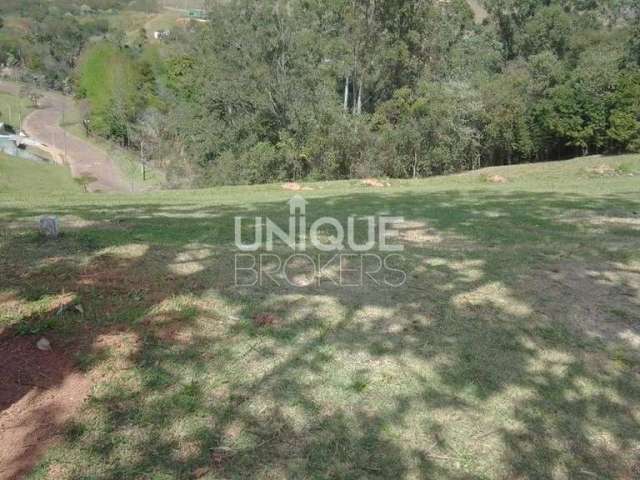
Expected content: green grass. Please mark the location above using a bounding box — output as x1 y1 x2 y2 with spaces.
1 154 639 479
0 153 81 197
0 91 31 130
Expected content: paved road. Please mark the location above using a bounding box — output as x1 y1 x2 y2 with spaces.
0 81 127 193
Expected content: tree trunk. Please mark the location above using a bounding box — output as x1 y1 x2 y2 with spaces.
412 150 418 178
343 75 350 112
352 44 358 115
356 79 362 115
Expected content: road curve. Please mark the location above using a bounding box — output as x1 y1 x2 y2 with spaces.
0 81 127 193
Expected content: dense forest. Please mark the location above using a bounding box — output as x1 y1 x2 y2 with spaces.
2 0 639 186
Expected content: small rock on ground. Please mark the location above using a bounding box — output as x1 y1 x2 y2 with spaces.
39 216 59 238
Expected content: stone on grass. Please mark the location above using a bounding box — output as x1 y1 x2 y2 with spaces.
39 216 60 238
36 337 52 351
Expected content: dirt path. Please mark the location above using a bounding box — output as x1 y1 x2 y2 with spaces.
0 81 127 193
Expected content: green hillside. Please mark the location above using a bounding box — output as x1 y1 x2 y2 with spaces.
0 153 81 197
0 92 31 129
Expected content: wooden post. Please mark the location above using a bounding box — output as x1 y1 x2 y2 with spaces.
140 141 146 182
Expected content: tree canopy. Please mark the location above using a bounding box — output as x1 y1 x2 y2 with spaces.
4 0 640 185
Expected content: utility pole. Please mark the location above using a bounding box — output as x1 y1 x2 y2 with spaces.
62 103 67 163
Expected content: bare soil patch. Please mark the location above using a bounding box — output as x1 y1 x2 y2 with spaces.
282 182 313 191
588 164 617 175
282 182 303 191
362 178 390 188
254 312 280 327
0 334 90 480
486 174 508 184
526 261 640 347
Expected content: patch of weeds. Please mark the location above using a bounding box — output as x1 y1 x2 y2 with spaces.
616 162 635 175
268 327 296 343
75 348 109 372
62 421 87 443
573 335 606 352
127 289 146 302
532 323 574 347
370 340 393 356
347 369 371 393
170 381 202 413
141 367 174 389
609 307 634 322
609 345 638 369
22 285 51 302
15 317 58 336
349 377 369 393
110 304 149 325
19 231 43 245
405 318 424 333
179 304 199 321
72 232 102 251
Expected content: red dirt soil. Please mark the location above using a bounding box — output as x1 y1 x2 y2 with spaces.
0 335 89 480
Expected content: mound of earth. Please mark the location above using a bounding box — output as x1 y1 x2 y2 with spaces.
486 174 508 184
362 178 390 187
588 164 617 175
282 182 313 191
282 182 303 191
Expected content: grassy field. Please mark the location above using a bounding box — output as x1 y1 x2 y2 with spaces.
0 153 639 479
0 92 31 130
0 154 80 196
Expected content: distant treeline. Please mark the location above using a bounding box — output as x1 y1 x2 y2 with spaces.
5 0 640 186
0 0 155 16
0 0 157 91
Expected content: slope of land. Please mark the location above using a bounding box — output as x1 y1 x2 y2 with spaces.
0 91 31 129
0 153 639 479
0 82 127 193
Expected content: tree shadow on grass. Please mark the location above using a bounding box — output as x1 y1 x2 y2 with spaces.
0 188 639 478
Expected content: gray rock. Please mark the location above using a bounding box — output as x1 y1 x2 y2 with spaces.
36 337 52 351
39 216 59 238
